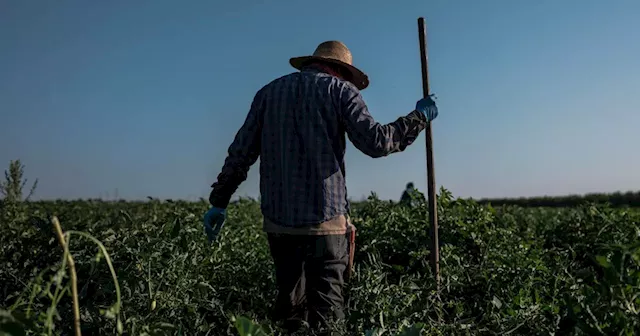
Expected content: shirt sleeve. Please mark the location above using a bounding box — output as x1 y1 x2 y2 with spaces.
209 90 263 208
339 85 428 158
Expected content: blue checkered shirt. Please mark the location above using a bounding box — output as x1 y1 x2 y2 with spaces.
209 68 428 227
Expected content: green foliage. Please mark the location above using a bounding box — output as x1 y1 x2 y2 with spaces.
479 190 640 207
0 160 38 204
232 316 268 336
1 192 639 335
0 309 28 336
0 160 39 226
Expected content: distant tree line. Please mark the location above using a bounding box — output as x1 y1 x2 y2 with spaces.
477 191 640 208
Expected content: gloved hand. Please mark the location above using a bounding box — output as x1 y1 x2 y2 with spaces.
203 207 226 243
415 95 439 122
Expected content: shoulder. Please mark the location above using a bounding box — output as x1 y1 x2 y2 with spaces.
335 78 365 109
262 72 301 90
308 71 364 106
244 73 291 108
252 72 305 101
312 71 361 94
339 80 362 100
258 71 364 105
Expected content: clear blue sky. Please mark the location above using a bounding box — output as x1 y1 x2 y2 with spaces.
1 0 639 201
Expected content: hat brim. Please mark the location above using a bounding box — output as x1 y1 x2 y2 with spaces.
290 56 369 90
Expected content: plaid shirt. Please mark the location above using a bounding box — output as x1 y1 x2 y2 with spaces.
209 67 428 228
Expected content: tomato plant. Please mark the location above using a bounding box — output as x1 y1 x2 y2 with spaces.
1 190 639 335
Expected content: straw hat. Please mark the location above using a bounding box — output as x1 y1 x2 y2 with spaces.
290 41 369 90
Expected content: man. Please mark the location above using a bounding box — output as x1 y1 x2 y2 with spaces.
400 182 425 206
204 41 438 333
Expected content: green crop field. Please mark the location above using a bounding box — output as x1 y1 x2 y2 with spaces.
1 189 639 335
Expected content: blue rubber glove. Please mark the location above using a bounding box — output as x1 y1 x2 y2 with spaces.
203 207 226 243
415 95 439 122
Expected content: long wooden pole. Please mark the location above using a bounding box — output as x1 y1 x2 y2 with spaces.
417 17 440 287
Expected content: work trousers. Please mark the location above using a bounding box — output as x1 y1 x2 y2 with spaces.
267 232 355 334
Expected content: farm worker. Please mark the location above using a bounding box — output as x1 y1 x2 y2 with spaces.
400 182 417 204
400 182 425 206
204 41 438 333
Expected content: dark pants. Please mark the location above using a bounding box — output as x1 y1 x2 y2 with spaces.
267 232 354 333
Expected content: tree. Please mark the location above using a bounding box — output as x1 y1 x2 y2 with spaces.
0 160 38 203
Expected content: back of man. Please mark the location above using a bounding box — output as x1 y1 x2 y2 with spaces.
258 69 352 229
204 41 439 334
257 67 362 333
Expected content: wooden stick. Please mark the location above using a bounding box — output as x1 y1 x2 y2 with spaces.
417 17 440 288
52 216 82 336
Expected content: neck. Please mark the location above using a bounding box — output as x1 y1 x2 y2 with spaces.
302 63 345 81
